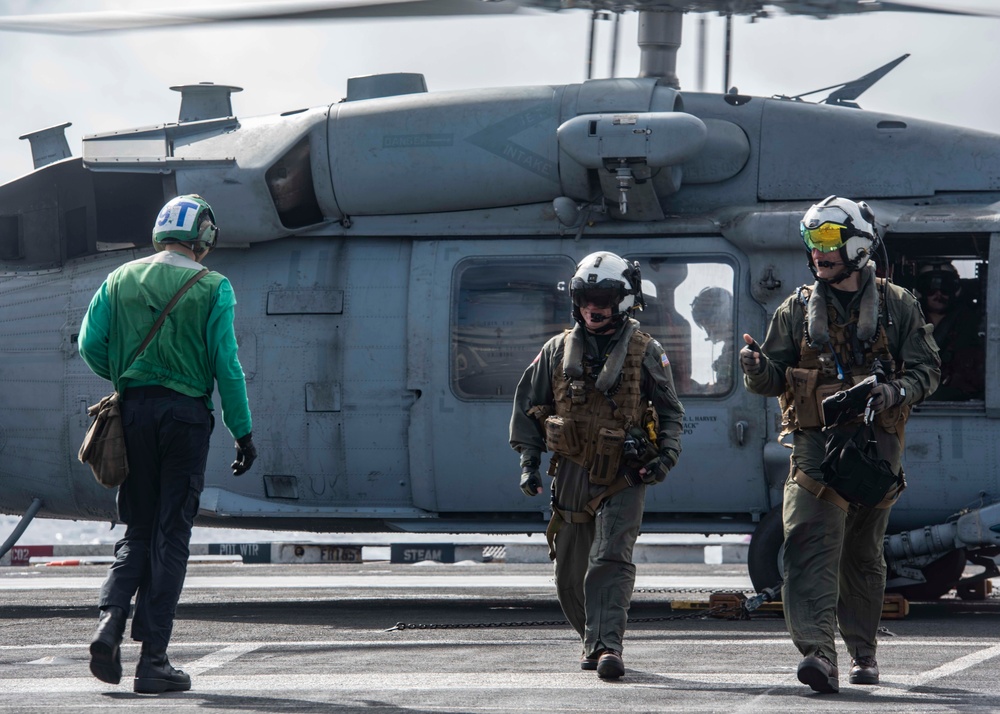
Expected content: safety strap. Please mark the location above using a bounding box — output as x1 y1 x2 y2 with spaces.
552 505 595 524
545 504 598 561
585 474 634 516
792 468 850 513
791 468 901 512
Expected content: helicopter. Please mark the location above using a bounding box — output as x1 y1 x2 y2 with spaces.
1 0 1000 602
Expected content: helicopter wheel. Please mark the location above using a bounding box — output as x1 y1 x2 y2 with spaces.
747 506 784 597
887 548 968 601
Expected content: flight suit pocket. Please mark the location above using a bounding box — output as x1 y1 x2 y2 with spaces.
589 427 625 486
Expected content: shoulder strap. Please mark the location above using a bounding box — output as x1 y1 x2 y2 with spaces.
127 268 210 370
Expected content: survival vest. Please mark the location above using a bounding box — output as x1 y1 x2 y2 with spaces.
778 279 909 437
545 329 653 485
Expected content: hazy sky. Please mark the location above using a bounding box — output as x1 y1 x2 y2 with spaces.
1 1 998 186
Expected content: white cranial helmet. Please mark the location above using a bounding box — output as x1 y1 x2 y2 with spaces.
569 251 644 326
800 195 879 279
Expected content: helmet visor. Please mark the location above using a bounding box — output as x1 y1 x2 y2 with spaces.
916 270 960 297
572 287 620 309
800 221 854 252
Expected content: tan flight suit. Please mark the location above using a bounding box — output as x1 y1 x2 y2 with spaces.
510 318 684 658
744 265 940 666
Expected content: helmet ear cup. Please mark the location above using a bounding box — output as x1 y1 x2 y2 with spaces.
197 218 218 250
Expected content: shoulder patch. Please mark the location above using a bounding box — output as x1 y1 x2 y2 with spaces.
648 339 669 367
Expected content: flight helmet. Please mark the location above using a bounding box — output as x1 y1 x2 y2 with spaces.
800 195 879 282
691 286 733 340
570 251 644 327
152 194 219 253
915 261 961 301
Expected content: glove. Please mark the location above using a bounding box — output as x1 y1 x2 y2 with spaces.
739 336 764 376
869 382 903 413
639 451 675 484
232 432 257 476
520 468 543 497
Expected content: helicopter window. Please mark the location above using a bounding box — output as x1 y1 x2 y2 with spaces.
266 138 324 229
451 256 574 400
629 257 736 398
886 233 988 403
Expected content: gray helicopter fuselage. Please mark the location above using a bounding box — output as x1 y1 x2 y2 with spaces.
0 77 997 556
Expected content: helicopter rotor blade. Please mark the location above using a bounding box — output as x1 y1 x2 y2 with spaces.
0 0 997 35
861 1 1000 18
0 0 533 35
769 1 1000 19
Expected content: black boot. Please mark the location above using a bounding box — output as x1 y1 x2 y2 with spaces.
134 642 191 693
89 606 127 684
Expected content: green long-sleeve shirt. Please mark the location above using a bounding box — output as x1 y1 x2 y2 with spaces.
79 251 252 440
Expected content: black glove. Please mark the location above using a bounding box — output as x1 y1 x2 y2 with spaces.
869 382 903 413
740 343 764 376
520 468 543 497
232 432 257 476
639 451 675 484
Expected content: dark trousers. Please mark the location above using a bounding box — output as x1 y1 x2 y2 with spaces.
98 387 213 651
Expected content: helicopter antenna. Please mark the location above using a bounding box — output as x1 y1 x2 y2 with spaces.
785 54 910 108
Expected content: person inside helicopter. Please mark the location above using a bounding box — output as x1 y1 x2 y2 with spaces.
689 286 734 394
915 260 985 401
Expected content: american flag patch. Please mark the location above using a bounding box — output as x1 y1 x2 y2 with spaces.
660 353 670 367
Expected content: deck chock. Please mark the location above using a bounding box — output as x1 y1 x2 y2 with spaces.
667 591 910 620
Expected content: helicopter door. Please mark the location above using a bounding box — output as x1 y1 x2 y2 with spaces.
407 243 575 516
626 253 769 521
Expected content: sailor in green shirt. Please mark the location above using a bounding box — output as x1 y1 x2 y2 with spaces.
80 195 256 694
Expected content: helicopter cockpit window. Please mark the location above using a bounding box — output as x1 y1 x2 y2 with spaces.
452 256 574 400
266 138 324 229
629 257 736 397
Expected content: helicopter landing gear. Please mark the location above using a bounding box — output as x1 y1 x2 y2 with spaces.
887 548 968 601
747 506 784 596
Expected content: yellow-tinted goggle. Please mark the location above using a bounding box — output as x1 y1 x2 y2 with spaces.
800 221 859 252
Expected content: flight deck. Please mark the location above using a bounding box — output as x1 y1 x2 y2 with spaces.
2 559 1000 714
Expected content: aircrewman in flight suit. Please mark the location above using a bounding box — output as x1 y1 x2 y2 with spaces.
510 251 684 679
742 196 939 693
